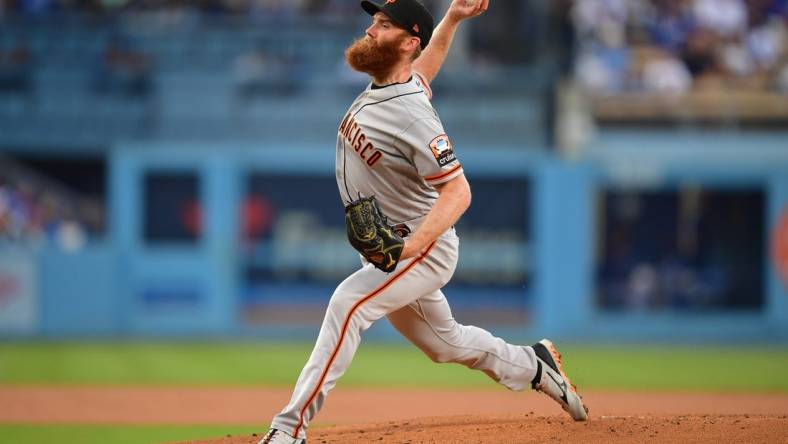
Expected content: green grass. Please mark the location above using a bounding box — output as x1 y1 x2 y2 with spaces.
0 342 314 386
1 341 787 392
0 341 786 443
0 424 262 444
566 344 788 392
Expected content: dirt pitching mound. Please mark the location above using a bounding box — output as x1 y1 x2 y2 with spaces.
184 414 788 444
3 387 787 443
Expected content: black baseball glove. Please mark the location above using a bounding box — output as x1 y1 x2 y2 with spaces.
345 196 404 273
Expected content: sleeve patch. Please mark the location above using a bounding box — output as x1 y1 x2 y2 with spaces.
429 134 457 168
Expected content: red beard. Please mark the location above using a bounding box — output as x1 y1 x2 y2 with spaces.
345 35 403 79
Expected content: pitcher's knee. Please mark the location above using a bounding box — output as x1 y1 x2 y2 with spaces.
425 347 463 364
326 292 355 318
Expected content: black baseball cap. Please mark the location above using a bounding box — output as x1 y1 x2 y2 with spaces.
361 0 434 49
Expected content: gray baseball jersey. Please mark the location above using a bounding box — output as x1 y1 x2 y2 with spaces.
267 73 539 441
335 72 462 224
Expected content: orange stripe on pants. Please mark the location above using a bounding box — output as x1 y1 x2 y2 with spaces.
292 242 437 438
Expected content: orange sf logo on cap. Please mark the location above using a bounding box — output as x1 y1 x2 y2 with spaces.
385 0 397 4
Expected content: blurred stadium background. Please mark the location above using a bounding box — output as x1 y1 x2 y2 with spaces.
0 0 787 442
1 0 787 341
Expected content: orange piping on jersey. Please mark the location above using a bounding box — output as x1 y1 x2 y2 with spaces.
425 164 462 183
292 241 438 439
414 71 432 100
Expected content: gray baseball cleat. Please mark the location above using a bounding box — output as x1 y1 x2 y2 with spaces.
530 339 589 421
259 428 306 444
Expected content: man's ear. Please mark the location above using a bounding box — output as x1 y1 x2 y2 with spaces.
400 37 421 59
402 36 421 54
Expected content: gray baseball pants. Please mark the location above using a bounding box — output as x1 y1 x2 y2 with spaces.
269 228 539 439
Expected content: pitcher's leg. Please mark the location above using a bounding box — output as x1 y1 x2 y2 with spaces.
270 243 451 439
387 290 539 391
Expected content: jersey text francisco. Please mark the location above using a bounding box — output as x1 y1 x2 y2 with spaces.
339 112 383 167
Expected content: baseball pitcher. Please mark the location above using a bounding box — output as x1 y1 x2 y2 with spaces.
261 1 588 442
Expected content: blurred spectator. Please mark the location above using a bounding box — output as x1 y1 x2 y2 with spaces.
646 0 695 52
0 179 89 251
638 46 693 94
692 0 747 37
571 0 642 93
575 45 631 93
572 0 631 47
93 35 153 97
747 16 786 70
571 0 788 94
681 29 724 87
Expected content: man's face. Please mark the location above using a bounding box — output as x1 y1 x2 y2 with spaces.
365 12 412 48
345 12 415 77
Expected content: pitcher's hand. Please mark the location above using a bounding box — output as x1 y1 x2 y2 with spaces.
447 0 489 23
